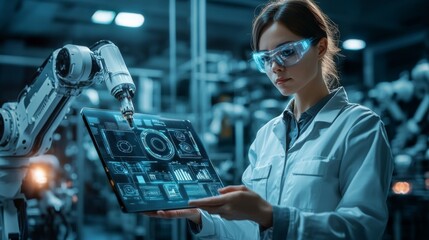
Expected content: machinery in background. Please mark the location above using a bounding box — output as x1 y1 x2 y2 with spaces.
21 154 77 240
364 58 429 239
206 102 250 183
367 58 429 191
0 40 136 240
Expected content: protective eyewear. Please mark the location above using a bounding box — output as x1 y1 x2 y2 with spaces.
252 38 313 73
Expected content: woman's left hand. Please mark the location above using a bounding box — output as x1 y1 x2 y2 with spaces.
188 185 273 228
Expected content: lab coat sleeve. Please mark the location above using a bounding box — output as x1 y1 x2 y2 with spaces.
192 210 260 239
273 113 393 239
191 139 261 239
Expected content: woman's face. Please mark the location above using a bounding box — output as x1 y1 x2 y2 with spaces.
258 22 322 96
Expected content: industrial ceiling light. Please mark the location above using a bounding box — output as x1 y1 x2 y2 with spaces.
115 12 145 28
342 39 366 50
91 10 116 24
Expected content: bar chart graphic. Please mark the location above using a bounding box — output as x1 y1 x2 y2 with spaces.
173 167 193 182
195 168 211 180
191 165 214 181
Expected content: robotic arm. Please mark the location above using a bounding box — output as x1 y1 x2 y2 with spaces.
0 40 135 158
0 40 136 240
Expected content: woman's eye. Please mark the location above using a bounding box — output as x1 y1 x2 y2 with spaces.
280 49 295 57
261 55 271 63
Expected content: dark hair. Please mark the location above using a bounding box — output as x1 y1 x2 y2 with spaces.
252 0 341 89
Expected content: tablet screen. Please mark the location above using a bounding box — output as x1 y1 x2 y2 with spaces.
81 108 223 212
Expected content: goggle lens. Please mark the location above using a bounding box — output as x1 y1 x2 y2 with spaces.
252 38 312 73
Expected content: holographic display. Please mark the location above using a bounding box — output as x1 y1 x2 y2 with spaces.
184 184 208 199
81 108 224 212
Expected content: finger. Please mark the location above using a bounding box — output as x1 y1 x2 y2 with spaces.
218 185 248 194
188 195 226 207
142 210 168 218
143 209 198 219
157 210 166 215
162 209 196 218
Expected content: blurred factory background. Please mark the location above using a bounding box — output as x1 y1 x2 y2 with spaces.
0 0 429 239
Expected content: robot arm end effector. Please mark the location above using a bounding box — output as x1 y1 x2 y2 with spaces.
115 84 135 127
91 41 136 127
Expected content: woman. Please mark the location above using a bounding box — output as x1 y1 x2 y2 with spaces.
147 0 393 239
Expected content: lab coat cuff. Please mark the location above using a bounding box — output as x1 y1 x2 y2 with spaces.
190 210 216 237
272 205 290 239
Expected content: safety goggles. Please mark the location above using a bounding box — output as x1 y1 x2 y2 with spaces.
252 38 313 73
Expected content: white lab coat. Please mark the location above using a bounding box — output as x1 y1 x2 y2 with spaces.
194 87 393 239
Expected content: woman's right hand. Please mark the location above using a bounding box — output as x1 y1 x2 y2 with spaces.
143 208 201 225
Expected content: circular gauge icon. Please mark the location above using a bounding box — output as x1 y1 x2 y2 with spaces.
174 131 186 141
116 140 133 153
150 138 167 152
122 184 138 196
179 142 194 153
141 129 175 161
111 163 127 174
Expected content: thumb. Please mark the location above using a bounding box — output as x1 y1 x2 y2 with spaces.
157 209 199 219
218 185 248 194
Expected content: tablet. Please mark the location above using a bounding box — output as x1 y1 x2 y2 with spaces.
81 107 224 212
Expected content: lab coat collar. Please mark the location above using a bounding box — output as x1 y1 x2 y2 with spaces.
314 87 349 123
273 87 348 126
272 87 349 150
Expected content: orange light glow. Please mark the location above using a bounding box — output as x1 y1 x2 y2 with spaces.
392 181 411 195
425 172 429 190
32 167 48 185
72 195 78 203
66 180 73 188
